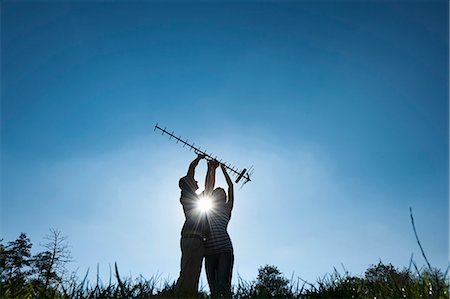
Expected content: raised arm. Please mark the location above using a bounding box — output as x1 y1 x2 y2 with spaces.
220 164 234 211
205 159 219 197
187 154 205 179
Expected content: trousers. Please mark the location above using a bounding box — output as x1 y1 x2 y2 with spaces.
174 237 205 298
205 251 234 298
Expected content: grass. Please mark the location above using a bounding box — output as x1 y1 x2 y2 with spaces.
2 254 449 298
26 260 446 298
1 208 449 298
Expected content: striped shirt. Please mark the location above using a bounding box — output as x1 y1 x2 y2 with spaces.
205 203 233 255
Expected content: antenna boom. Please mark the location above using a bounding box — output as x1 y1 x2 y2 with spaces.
154 123 252 185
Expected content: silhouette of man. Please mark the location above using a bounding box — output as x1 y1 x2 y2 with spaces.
174 154 215 298
204 163 234 298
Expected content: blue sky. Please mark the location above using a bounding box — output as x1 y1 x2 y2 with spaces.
2 0 448 288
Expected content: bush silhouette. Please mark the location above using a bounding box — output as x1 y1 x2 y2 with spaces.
255 265 292 298
1 208 449 298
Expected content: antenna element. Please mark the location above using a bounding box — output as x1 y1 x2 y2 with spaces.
154 123 252 185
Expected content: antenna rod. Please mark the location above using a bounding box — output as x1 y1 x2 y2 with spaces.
154 123 251 184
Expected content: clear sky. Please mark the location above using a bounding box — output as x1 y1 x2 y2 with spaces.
2 0 448 289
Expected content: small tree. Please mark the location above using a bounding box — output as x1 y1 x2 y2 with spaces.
32 228 72 290
0 233 33 297
255 265 292 298
1 233 32 283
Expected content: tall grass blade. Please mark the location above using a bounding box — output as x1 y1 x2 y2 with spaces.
410 207 432 271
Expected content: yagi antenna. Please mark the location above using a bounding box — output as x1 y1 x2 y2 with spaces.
154 123 252 186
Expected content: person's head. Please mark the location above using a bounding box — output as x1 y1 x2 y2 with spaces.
179 176 199 192
212 187 226 203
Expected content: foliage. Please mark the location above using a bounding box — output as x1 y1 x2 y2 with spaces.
1 208 449 298
301 262 449 299
0 230 72 298
234 265 294 299
0 233 33 298
255 265 293 298
1 236 449 299
33 229 73 289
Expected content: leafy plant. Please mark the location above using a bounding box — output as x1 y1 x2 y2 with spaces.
1 208 448 298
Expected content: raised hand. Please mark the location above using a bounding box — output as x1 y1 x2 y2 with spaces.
196 153 206 160
208 159 220 169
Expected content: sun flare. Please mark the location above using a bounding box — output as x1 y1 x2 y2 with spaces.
198 196 212 213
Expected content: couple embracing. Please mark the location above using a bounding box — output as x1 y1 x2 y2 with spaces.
175 154 235 298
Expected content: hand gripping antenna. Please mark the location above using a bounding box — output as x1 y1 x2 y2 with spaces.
154 123 252 186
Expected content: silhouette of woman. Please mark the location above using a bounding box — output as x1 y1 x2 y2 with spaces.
204 162 234 298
